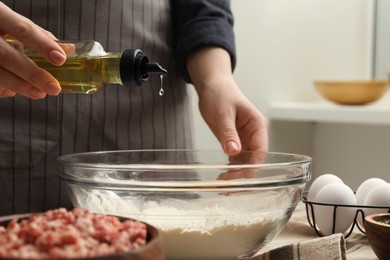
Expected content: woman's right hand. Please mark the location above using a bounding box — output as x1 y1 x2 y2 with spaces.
0 2 66 99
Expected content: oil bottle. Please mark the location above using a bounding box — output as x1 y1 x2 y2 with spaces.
7 39 167 94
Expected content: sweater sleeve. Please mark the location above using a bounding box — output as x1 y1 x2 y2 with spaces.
171 0 236 83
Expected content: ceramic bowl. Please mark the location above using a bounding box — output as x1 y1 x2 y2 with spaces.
0 212 164 260
58 150 312 260
314 80 388 105
364 213 390 260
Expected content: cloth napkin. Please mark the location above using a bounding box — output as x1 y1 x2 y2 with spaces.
252 233 346 260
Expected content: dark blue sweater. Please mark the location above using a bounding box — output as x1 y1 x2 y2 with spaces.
171 0 236 83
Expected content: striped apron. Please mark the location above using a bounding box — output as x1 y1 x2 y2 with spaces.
0 0 195 215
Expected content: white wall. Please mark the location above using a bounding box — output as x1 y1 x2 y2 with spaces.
191 0 390 190
375 0 390 78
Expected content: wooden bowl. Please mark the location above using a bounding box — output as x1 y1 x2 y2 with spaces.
314 80 388 105
0 212 164 260
364 213 390 260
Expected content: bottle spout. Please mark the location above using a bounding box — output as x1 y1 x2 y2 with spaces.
143 63 167 76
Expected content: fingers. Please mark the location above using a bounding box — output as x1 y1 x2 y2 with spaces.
212 102 269 155
241 113 269 153
0 3 64 99
0 86 16 98
215 114 242 156
0 65 47 99
41 29 58 41
0 3 66 66
0 39 61 98
213 104 269 160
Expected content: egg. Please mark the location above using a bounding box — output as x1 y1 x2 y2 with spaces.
356 178 387 204
313 182 356 236
355 178 387 229
307 173 344 201
363 182 390 218
306 174 344 222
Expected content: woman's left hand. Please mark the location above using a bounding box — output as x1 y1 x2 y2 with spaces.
187 47 269 157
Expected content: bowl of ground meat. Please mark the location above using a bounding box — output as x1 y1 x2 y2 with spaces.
0 208 164 260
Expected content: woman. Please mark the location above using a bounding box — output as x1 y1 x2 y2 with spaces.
0 0 268 215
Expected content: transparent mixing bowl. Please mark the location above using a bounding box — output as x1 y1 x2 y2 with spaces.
58 150 311 260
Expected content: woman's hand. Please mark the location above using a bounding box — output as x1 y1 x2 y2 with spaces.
187 47 269 157
0 2 66 99
197 76 269 156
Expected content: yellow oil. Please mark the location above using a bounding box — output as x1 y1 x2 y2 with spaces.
30 55 122 94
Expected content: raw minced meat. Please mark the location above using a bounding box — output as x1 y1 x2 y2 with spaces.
0 208 147 259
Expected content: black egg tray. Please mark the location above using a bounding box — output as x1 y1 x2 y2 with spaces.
302 192 390 238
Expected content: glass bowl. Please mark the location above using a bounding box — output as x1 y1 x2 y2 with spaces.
58 150 311 260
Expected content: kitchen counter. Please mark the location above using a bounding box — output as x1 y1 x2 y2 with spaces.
269 101 390 125
258 201 377 259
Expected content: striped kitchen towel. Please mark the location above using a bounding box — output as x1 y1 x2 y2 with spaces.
253 233 346 260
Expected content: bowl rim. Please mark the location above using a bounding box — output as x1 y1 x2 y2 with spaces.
58 149 312 170
365 213 390 227
57 150 312 189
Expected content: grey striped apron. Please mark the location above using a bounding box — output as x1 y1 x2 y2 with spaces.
0 0 195 215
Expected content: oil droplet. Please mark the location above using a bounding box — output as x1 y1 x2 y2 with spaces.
159 75 165 96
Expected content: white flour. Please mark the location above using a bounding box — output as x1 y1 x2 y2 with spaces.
71 188 295 259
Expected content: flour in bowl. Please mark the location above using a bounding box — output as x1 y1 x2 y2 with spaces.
70 188 298 259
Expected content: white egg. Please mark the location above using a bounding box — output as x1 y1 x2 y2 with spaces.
313 182 356 236
355 178 387 229
306 174 344 222
307 173 344 201
363 182 390 219
356 178 387 204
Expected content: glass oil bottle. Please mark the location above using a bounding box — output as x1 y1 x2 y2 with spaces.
7 39 167 94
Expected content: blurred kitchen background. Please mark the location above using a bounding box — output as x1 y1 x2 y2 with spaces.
189 0 390 190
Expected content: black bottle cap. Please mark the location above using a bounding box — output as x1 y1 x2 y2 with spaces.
120 49 147 87
120 49 167 87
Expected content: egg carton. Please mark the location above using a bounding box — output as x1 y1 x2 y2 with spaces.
302 193 390 238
